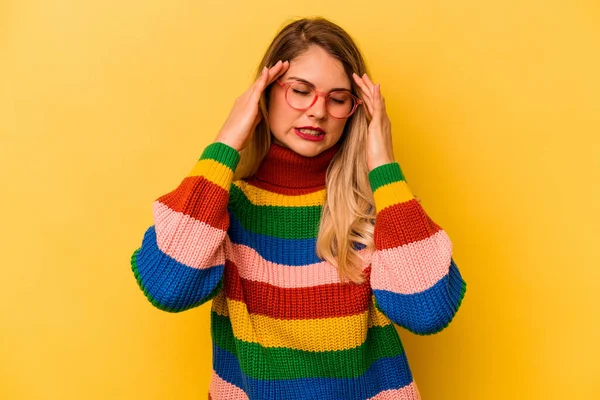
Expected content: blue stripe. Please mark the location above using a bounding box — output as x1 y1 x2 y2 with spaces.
373 258 467 335
228 210 321 265
134 225 224 312
212 342 414 399
227 210 365 266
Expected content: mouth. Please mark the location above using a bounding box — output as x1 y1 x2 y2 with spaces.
294 127 326 142
295 126 326 136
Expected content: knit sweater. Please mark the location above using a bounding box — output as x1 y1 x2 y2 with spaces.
130 140 467 400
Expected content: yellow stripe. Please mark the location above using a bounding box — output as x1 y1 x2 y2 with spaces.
211 292 392 352
373 180 414 212
186 159 233 191
233 180 326 207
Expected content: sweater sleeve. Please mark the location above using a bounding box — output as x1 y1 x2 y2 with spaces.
130 141 240 313
368 162 467 335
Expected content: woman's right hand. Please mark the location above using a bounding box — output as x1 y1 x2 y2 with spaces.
214 59 290 152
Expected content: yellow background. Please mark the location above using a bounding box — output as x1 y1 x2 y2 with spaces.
2 1 599 399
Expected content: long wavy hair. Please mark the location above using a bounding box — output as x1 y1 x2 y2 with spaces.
232 17 376 284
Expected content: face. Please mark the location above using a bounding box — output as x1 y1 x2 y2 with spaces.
267 46 352 157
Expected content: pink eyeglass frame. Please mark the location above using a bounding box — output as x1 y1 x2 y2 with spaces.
275 78 363 119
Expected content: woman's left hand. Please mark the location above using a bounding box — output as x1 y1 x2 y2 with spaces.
352 72 395 171
353 73 422 204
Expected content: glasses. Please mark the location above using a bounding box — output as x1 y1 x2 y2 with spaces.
275 79 363 119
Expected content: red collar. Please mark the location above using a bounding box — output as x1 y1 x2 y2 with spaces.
248 141 342 195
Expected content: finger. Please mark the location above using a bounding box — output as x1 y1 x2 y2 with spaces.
249 67 270 102
352 73 374 116
373 85 389 124
352 73 373 102
260 60 287 90
375 84 388 115
362 97 374 120
267 60 289 85
267 59 283 75
364 98 374 120
254 66 269 85
359 98 373 120
376 82 386 103
255 60 284 91
258 61 279 85
362 73 376 95
363 103 373 121
252 61 289 102
253 60 281 86
373 84 382 115
251 66 269 90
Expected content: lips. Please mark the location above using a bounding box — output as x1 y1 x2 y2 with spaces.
296 126 326 134
293 128 326 142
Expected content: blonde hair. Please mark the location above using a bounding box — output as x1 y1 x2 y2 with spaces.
233 17 376 284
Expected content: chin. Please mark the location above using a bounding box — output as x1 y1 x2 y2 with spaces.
289 138 330 157
272 131 336 157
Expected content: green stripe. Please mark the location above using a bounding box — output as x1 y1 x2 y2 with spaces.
368 162 405 192
210 311 404 380
199 141 240 171
229 184 323 239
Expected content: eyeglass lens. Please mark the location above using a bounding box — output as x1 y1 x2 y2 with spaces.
286 82 355 118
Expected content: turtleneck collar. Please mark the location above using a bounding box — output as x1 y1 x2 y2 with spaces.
248 140 342 195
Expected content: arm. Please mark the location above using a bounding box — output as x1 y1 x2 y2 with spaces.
130 141 240 312
368 162 467 335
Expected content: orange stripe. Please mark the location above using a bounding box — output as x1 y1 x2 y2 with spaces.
156 175 230 230
375 201 443 249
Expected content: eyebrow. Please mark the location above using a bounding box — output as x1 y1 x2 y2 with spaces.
286 76 351 92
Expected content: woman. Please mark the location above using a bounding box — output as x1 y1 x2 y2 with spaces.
131 16 467 400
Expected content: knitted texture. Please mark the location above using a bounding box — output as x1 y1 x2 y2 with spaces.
131 140 467 399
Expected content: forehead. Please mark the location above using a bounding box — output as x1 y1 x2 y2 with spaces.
282 47 350 90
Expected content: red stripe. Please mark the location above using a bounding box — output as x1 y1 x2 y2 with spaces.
375 201 443 249
157 175 230 230
224 259 373 319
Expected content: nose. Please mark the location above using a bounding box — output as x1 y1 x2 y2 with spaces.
307 94 327 119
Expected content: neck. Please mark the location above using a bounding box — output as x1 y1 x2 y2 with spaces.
249 141 342 194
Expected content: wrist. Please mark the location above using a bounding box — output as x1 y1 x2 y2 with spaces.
368 162 405 191
368 158 395 172
202 141 241 168
213 135 242 153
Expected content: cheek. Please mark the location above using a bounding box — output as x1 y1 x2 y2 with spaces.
268 94 297 131
329 120 348 138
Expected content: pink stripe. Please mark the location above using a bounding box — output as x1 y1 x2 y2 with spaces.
153 201 230 269
367 381 421 399
370 230 452 294
209 370 249 399
231 243 373 288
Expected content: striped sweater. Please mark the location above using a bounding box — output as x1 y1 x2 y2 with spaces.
131 140 467 399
